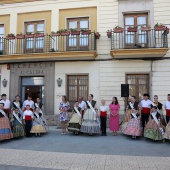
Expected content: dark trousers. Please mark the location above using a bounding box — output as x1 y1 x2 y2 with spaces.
100 116 107 134
141 113 150 130
25 120 32 137
166 116 170 124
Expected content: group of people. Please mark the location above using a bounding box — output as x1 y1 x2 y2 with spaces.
59 94 120 136
59 93 170 142
0 94 47 142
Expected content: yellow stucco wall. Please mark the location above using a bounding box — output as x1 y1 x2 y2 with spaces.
0 15 10 36
59 7 97 31
17 11 51 34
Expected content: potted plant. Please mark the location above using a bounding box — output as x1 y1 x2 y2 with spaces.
34 31 44 37
69 28 80 35
59 29 70 36
95 32 100 39
81 28 91 35
51 31 60 36
16 33 25 39
25 32 34 38
127 26 138 32
6 33 15 39
154 23 165 31
113 26 124 33
141 26 151 32
106 30 112 38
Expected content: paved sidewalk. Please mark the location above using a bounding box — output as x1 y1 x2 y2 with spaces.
0 148 170 170
0 127 170 170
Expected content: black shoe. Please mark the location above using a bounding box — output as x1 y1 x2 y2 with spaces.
101 133 103 136
104 133 107 136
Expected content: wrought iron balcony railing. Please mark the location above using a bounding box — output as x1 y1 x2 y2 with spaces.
0 32 96 55
110 28 169 50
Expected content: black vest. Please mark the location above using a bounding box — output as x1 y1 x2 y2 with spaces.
128 101 139 110
13 100 23 109
86 100 96 109
73 107 81 113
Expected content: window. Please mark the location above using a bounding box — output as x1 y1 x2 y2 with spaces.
25 21 44 53
0 24 4 52
126 74 149 102
67 75 89 108
124 13 148 48
67 17 89 50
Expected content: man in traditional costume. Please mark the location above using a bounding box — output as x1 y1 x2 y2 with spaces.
0 103 13 141
140 93 152 131
23 105 33 137
11 108 24 138
99 99 109 136
22 95 34 112
0 94 10 118
144 106 165 142
80 94 100 135
164 94 170 124
78 96 86 119
68 101 82 135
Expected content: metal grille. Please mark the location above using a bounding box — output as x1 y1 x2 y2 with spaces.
126 74 149 102
67 75 89 108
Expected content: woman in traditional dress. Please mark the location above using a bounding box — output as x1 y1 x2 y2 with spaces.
109 97 120 136
59 96 70 135
164 121 170 140
121 96 139 132
144 106 164 141
0 103 13 141
68 101 82 135
123 108 142 139
30 107 46 137
34 97 48 132
80 94 100 135
152 95 166 128
11 108 24 138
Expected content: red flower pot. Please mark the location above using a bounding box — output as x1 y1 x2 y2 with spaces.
25 34 34 38
107 31 111 38
6 36 15 40
35 33 45 37
95 32 100 39
154 26 165 31
141 27 151 31
16 35 25 39
60 31 70 36
127 27 137 32
71 31 80 35
113 28 124 33
51 33 61 36
81 30 91 35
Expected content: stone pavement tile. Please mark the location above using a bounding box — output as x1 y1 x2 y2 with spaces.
86 165 105 170
151 157 170 169
136 156 156 168
69 163 88 170
121 156 139 169
52 162 72 170
105 165 122 170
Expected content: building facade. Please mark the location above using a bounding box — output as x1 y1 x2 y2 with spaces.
0 0 170 125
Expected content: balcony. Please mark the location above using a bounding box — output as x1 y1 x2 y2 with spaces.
0 32 97 63
109 28 169 59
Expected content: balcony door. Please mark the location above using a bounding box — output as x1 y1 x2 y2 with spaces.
67 17 89 51
0 24 4 54
67 75 89 108
126 74 149 102
124 13 148 48
25 21 44 53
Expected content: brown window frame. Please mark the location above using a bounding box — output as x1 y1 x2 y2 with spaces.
124 13 148 48
67 75 89 109
24 20 45 53
126 74 150 102
67 17 89 51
